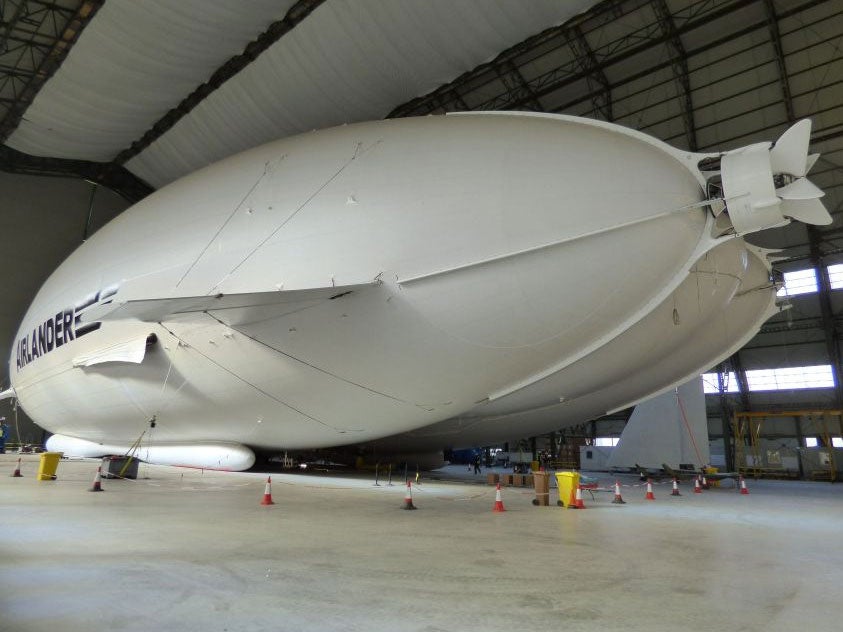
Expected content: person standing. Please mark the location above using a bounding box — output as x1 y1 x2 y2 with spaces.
473 453 482 475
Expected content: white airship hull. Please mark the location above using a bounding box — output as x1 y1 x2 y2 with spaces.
9 112 819 469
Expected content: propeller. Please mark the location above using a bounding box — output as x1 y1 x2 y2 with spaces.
776 177 824 200
771 119 830 226
719 119 831 235
770 119 812 176
779 198 830 226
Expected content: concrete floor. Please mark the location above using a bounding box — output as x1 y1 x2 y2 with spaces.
2 455 843 632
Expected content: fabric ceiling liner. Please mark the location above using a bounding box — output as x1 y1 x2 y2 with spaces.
6 0 296 162
127 0 594 188
7 0 594 189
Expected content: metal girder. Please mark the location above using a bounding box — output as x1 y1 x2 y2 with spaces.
388 0 834 139
651 0 697 151
808 226 843 411
760 317 825 335
113 0 325 166
0 0 102 143
494 59 543 111
763 0 796 123
567 25 613 121
388 0 767 120
496 0 755 115
387 0 635 118
730 352 752 412
0 144 153 202
716 363 735 471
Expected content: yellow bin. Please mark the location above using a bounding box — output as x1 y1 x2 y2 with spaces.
37 452 63 481
704 466 720 488
555 471 580 507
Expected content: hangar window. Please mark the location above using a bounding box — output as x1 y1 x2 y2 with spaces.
776 268 817 297
805 437 843 448
827 264 843 289
594 437 619 447
701 372 740 393
745 365 834 391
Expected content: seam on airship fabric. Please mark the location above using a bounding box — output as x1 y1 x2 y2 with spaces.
202 311 435 412
177 156 284 289
157 322 354 433
213 139 383 294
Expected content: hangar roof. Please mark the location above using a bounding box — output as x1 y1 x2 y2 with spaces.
2 1 839 215
2 0 593 188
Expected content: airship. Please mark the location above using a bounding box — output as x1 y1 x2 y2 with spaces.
1 112 829 470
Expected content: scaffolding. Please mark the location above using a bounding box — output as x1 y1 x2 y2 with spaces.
733 410 841 480
812 413 838 482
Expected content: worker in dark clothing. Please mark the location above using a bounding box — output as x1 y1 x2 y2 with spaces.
473 453 482 475
0 419 7 454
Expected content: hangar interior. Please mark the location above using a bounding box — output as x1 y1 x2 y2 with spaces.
4 3 843 631
2 0 843 477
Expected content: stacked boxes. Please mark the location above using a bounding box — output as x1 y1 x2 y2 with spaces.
556 443 581 469
492 473 533 487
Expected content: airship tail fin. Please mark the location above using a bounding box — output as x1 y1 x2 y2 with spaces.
717 119 830 236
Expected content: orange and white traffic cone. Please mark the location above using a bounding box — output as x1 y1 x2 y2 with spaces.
260 476 275 505
645 479 655 500
739 476 750 495
694 477 702 493
492 483 506 512
88 466 104 492
570 485 586 509
403 481 417 510
702 474 710 490
11 457 23 478
671 478 681 496
611 480 626 504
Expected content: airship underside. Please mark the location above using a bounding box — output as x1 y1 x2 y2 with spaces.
6 112 828 470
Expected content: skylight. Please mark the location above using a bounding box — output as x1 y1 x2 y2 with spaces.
827 264 843 290
776 268 817 297
744 365 834 391
595 437 619 447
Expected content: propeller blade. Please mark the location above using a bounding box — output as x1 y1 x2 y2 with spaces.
781 198 832 225
770 119 812 176
776 177 825 200
805 153 820 174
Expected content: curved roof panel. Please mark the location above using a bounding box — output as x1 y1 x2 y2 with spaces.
6 0 296 161
123 0 594 187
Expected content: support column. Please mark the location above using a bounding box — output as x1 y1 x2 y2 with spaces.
808 227 843 438
730 352 752 412
795 415 805 478
717 364 735 472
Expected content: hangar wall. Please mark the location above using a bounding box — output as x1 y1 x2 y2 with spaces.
0 172 130 444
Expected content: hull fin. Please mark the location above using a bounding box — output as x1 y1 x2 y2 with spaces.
80 283 377 324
